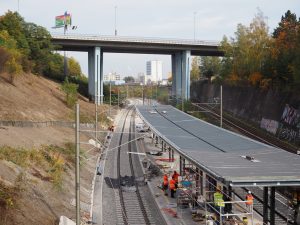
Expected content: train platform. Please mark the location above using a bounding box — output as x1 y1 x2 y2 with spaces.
135 112 272 225
138 132 266 225
136 104 300 225
136 127 202 225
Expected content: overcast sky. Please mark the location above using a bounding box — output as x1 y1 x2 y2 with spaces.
1 0 300 78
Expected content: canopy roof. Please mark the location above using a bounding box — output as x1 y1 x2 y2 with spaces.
136 105 300 187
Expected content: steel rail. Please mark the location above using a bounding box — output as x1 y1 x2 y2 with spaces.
117 106 152 225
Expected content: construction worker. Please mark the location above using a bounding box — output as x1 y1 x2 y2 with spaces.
169 178 176 198
245 191 254 211
214 188 225 214
172 171 179 188
162 174 168 196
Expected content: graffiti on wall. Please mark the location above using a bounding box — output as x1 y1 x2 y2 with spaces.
276 104 300 144
260 118 279 135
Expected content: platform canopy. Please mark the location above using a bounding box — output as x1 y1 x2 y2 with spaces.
136 105 300 187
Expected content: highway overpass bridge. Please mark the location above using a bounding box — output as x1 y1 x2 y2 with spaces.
51 34 223 103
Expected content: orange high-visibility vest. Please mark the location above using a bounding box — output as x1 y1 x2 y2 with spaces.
172 173 179 182
246 194 254 205
169 179 176 190
163 175 168 185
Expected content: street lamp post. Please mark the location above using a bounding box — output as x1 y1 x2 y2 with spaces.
109 77 112 116
114 6 117 36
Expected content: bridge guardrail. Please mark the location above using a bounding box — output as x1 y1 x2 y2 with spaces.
51 33 221 46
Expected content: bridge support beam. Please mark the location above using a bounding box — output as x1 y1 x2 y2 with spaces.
88 47 103 104
171 50 191 101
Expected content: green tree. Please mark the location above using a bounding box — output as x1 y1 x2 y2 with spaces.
124 76 135 83
190 56 200 81
61 79 78 108
0 11 30 55
45 53 64 80
200 56 221 80
23 22 53 74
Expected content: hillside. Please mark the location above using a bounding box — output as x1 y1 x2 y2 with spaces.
0 73 95 121
0 73 111 225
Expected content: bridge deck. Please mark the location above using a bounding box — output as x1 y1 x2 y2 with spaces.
51 34 223 55
136 105 300 187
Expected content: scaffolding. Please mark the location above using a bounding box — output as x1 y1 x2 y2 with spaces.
171 154 255 225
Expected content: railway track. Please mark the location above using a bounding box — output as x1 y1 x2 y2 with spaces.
115 107 156 225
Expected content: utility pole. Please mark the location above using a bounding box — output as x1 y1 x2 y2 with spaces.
75 104 80 225
117 88 120 110
142 85 144 105
95 68 98 142
114 6 117 36
63 12 68 77
220 85 223 128
109 79 112 116
193 12 197 41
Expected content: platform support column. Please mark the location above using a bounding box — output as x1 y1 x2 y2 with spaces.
203 172 207 200
270 187 275 225
196 167 200 196
179 156 182 175
263 187 269 224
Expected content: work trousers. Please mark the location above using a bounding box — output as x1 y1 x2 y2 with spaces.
170 189 176 198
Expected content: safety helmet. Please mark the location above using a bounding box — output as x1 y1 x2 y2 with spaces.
248 191 251 194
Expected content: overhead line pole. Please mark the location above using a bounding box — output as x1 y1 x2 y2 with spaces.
75 104 80 225
220 85 223 128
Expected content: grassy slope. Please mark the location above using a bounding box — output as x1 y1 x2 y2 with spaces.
0 73 108 225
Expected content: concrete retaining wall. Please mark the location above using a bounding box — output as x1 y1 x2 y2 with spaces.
190 81 300 145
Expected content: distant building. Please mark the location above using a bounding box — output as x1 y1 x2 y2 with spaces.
137 72 145 84
146 60 162 84
104 72 121 82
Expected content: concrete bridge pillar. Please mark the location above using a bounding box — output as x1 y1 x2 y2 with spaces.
171 50 191 101
88 47 103 104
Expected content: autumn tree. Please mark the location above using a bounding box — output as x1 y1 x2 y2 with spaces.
271 10 300 88
220 10 271 86
68 57 82 77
